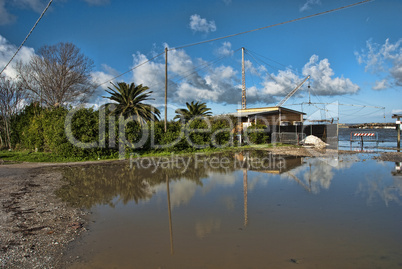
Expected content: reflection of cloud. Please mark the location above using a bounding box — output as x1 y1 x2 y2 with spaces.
357 175 402 207
220 195 236 211
150 179 198 209
195 218 221 239
170 180 198 208
281 156 359 194
248 173 268 191
202 172 237 194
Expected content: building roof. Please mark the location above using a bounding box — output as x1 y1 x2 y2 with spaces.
392 114 402 118
228 106 305 118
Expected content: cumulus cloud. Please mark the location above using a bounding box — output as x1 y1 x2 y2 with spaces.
300 0 321 12
356 38 402 90
130 46 359 107
244 54 359 103
0 0 109 25
0 0 16 25
132 46 240 105
83 0 110 6
215 42 234 57
189 14 217 33
302 54 359 95
392 109 402 114
372 79 389 91
0 35 35 78
88 64 119 105
14 0 47 13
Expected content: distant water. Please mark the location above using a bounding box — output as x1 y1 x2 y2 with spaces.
338 127 399 151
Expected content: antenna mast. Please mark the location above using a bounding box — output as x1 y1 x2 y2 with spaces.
241 47 246 109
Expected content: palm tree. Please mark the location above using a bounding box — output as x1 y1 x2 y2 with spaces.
103 82 160 123
174 101 212 123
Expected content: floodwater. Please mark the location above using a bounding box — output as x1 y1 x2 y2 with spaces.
338 127 399 151
59 151 402 269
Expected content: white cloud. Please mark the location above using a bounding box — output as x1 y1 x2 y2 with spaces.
132 51 167 104
302 54 360 95
132 46 240 105
13 0 47 13
83 0 110 6
0 0 16 25
300 0 321 12
372 79 389 91
392 109 402 115
215 42 234 57
0 35 35 78
189 14 217 33
223 0 232 5
356 38 402 89
88 64 119 105
131 47 359 107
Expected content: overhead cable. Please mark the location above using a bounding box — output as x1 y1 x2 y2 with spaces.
171 0 372 51
0 0 53 76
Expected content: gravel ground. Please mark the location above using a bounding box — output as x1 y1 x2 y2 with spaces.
375 151 402 162
0 162 89 269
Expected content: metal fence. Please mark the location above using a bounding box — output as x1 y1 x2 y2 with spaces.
272 132 306 145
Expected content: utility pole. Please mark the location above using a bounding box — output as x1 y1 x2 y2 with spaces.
165 47 168 132
241 47 246 110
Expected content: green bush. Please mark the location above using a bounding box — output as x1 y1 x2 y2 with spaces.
245 123 270 144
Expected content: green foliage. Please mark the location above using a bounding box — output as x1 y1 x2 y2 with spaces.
245 123 270 145
174 101 212 123
103 82 160 122
7 101 275 162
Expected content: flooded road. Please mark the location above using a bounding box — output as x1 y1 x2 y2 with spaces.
59 151 402 269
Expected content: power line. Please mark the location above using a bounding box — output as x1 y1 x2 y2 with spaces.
172 0 372 51
97 0 372 90
94 51 165 89
0 0 53 76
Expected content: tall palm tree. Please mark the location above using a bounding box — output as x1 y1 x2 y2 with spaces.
174 101 212 123
103 82 160 123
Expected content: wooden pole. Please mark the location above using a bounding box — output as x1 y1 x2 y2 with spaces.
397 117 400 148
164 47 168 133
241 47 246 109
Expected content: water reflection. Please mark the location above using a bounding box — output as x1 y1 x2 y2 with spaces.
392 162 402 176
62 153 402 268
58 151 299 209
357 166 402 206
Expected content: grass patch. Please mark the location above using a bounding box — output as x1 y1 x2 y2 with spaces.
0 150 104 163
0 143 298 163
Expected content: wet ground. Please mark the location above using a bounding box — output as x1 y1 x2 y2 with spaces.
59 150 402 269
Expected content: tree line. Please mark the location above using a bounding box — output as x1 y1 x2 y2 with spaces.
0 42 268 158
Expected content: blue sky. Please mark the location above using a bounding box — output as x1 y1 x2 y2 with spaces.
0 0 401 123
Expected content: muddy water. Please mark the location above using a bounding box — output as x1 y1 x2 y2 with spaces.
59 151 402 269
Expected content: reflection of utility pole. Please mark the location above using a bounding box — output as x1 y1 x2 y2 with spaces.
287 171 311 193
309 163 312 190
164 47 168 133
243 169 248 227
166 174 174 255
